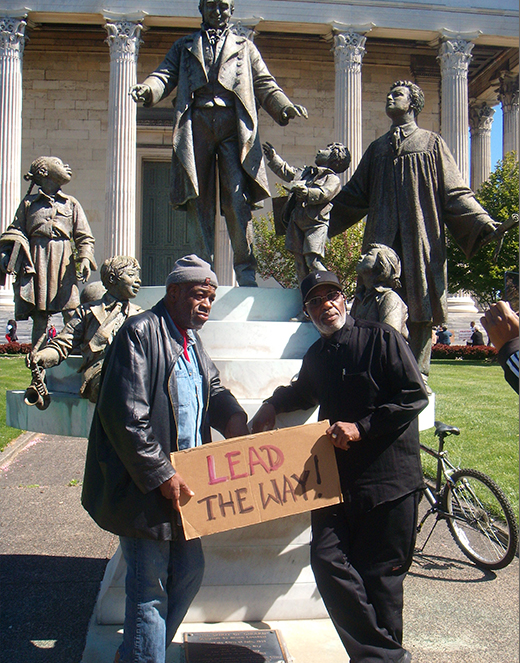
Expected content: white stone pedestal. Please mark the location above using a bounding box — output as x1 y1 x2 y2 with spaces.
5 285 435 623
95 286 329 623
91 286 434 624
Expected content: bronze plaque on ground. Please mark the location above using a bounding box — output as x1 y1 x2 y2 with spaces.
183 630 289 663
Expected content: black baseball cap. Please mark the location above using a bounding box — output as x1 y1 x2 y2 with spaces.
300 271 342 303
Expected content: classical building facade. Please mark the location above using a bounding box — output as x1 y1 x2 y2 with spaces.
0 0 518 290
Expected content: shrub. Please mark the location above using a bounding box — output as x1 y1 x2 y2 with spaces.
253 212 297 288
252 211 364 298
0 342 32 355
447 152 519 308
431 344 498 360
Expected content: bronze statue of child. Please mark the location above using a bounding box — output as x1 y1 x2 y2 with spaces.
351 243 409 338
30 256 142 403
0 156 97 345
262 142 350 283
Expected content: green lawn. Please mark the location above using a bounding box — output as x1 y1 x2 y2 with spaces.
1 355 518 517
420 359 519 518
0 355 31 451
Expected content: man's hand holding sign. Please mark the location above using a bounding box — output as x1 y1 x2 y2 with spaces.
171 420 342 540
251 402 361 451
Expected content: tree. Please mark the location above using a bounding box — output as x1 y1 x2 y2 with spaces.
252 212 364 298
447 151 519 309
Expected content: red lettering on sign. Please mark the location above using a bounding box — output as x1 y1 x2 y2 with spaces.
260 445 284 471
248 446 271 475
207 455 228 485
225 450 248 480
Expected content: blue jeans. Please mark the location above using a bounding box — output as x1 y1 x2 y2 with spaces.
117 533 205 663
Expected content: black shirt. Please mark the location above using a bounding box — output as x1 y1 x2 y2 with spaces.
267 315 429 511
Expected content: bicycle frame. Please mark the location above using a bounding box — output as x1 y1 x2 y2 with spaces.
416 435 465 549
416 423 518 569
420 436 459 493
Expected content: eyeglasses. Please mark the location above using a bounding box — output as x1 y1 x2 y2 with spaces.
304 289 343 311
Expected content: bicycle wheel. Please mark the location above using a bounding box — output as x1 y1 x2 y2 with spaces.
442 468 519 570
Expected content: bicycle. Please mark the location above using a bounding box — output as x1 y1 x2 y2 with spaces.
416 421 519 570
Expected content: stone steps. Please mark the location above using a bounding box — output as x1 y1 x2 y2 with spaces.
5 285 434 625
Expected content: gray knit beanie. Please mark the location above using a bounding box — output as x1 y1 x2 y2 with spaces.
165 254 218 289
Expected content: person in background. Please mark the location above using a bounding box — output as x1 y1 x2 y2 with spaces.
481 301 519 393
435 325 452 345
467 321 484 346
5 319 18 343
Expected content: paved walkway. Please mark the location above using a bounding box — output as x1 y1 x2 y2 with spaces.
0 305 63 345
0 432 518 663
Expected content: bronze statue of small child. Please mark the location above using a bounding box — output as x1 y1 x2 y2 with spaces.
0 156 97 345
30 256 142 403
263 142 350 283
351 243 409 337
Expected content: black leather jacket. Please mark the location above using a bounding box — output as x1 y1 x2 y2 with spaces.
81 299 245 540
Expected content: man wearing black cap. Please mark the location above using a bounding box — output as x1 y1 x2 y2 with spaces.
251 270 429 663
82 254 248 663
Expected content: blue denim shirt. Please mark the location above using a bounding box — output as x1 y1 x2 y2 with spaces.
169 319 204 450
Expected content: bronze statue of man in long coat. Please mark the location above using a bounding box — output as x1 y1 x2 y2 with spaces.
331 80 496 380
131 0 307 286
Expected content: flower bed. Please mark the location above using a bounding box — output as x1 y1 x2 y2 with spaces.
431 344 498 360
0 341 32 355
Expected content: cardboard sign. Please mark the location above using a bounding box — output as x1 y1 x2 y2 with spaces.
171 421 342 540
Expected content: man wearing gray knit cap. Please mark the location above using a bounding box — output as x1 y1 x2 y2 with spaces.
83 254 248 663
165 253 218 290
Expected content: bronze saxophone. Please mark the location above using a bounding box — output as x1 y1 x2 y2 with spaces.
24 335 51 410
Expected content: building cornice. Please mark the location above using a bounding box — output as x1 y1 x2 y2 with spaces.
3 0 515 48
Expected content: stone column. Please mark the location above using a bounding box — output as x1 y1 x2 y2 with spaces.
330 23 372 180
437 31 478 185
469 101 494 191
0 12 27 304
497 71 519 156
103 13 144 259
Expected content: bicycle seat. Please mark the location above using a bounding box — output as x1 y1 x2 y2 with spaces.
434 421 460 437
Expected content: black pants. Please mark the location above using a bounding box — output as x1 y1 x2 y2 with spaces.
310 492 419 663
